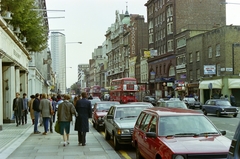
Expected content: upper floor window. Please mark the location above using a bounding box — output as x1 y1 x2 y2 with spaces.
208 47 212 58
167 22 173 35
189 70 193 80
196 51 200 61
196 69 200 80
216 44 220 56
169 66 175 77
167 40 173 52
189 53 193 63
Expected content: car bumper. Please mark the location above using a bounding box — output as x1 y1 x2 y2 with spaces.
220 112 238 115
116 134 132 144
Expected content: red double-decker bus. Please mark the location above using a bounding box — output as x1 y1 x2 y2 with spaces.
89 85 101 98
109 77 138 103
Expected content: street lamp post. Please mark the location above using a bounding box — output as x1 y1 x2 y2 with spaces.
232 43 240 75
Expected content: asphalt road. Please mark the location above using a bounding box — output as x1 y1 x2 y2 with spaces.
96 109 240 159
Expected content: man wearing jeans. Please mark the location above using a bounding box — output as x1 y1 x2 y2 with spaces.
33 93 41 134
22 93 28 124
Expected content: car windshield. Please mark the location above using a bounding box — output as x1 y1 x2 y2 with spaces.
90 99 101 105
115 106 149 119
184 98 196 101
97 103 118 111
216 100 231 106
158 115 219 136
166 102 187 109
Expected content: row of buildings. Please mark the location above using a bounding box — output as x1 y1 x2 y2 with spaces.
79 0 240 106
0 0 63 130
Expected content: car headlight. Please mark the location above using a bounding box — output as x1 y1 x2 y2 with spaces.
221 108 225 111
117 129 130 135
173 155 185 159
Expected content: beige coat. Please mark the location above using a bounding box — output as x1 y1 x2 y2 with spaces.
28 98 35 119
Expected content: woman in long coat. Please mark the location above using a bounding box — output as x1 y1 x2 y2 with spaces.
28 95 35 125
39 93 52 135
74 92 92 146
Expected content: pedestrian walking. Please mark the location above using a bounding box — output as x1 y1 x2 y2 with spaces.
33 93 41 134
28 95 35 125
22 93 28 124
230 94 236 106
47 94 53 133
57 94 77 146
12 92 24 127
39 93 52 135
75 92 92 146
51 96 57 123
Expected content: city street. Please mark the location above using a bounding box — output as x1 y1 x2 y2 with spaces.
0 109 239 159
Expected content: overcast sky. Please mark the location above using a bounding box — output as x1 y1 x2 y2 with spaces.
45 0 240 88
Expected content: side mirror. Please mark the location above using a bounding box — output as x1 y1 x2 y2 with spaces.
107 115 113 119
146 132 157 138
220 130 226 135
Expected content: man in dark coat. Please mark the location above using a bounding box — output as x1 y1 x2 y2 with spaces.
33 93 41 134
74 92 92 146
13 92 24 126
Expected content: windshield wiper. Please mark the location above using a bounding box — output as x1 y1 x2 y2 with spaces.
197 132 219 135
166 132 219 137
120 116 137 119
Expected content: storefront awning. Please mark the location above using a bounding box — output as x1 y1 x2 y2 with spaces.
199 79 222 89
228 78 240 89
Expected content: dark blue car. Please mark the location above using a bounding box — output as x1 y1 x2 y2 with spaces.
202 99 238 117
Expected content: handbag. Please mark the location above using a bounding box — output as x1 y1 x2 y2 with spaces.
55 120 60 134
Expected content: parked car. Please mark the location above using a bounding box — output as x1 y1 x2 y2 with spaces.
127 102 153 107
89 98 101 110
143 96 157 106
104 104 153 150
156 100 188 109
227 121 240 159
202 99 239 117
92 101 120 131
132 107 231 159
183 97 202 109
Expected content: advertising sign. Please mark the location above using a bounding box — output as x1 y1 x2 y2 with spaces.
204 65 216 75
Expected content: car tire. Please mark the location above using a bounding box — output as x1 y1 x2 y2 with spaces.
136 143 144 159
113 134 120 150
95 123 100 131
233 114 238 118
92 121 95 128
216 111 221 117
200 106 202 109
203 109 207 115
105 128 110 140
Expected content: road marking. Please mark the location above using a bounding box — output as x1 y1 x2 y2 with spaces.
119 150 132 159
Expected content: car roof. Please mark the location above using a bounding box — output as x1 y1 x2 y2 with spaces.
113 104 153 108
96 101 120 104
128 102 153 105
142 107 200 116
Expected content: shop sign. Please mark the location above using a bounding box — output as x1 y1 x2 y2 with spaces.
161 77 175 81
167 82 173 87
204 65 216 75
176 64 186 69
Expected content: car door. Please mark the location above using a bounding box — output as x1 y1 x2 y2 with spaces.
208 101 216 114
145 116 158 159
204 100 212 112
139 114 153 159
104 106 114 135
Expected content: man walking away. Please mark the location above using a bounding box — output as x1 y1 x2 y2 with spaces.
22 93 28 124
75 92 92 146
33 93 41 134
13 92 24 127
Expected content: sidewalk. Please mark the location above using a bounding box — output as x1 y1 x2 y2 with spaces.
0 118 121 159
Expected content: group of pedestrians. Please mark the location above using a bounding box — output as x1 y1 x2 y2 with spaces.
57 92 92 147
13 91 92 147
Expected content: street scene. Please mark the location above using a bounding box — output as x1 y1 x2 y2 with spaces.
1 0 240 159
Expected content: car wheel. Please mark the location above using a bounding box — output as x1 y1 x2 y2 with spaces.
216 111 221 117
95 123 100 131
233 114 238 118
92 121 95 128
105 128 110 140
203 109 207 115
200 106 202 109
136 143 144 159
113 134 120 150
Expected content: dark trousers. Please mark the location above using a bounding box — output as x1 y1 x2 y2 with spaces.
52 112 56 123
22 110 28 124
15 115 22 125
49 116 53 131
78 131 86 144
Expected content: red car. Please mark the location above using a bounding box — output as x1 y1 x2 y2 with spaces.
132 107 231 159
92 101 120 131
